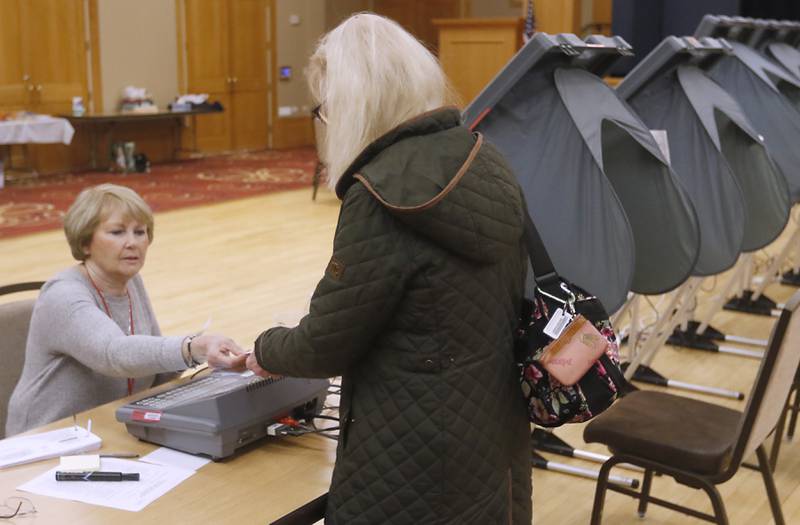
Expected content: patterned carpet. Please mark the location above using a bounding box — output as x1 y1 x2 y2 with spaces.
0 148 318 239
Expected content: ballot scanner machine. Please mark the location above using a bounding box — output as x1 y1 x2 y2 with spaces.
115 372 330 460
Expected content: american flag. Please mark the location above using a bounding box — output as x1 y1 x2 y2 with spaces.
523 0 536 43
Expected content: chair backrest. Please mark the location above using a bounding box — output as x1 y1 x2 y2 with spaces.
0 298 36 439
312 116 327 163
0 281 43 439
730 289 800 472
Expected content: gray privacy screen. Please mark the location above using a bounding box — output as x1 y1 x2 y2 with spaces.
706 42 800 203
555 68 699 294
623 63 789 270
767 42 800 79
464 34 700 311
679 67 790 252
625 66 743 275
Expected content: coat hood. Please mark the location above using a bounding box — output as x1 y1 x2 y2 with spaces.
335 108 524 265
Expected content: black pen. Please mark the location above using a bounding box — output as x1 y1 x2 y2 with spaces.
55 471 140 481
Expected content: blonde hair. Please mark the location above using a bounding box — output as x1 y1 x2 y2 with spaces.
63 184 154 261
306 12 457 189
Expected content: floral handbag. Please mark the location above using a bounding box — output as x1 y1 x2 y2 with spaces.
515 203 633 428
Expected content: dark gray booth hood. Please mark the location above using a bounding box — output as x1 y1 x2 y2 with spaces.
617 36 790 277
464 33 700 313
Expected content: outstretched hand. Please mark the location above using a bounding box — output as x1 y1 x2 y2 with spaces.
246 351 281 379
192 334 248 370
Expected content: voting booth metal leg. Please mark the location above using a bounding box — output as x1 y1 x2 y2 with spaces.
781 213 800 286
723 243 793 318
622 363 745 400
531 428 644 473
531 451 640 489
781 238 800 286
622 280 746 400
672 256 773 355
623 281 696 380
610 292 635 326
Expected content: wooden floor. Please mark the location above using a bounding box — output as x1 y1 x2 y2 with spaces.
2 186 799 524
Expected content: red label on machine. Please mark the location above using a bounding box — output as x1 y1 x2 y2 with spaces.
132 410 162 422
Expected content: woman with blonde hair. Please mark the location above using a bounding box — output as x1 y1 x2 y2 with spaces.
6 184 245 435
248 13 532 524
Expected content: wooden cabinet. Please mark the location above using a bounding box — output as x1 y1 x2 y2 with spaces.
0 0 89 172
434 18 523 105
528 0 582 35
181 0 271 153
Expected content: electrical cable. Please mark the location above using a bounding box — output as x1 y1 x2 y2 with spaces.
312 414 340 422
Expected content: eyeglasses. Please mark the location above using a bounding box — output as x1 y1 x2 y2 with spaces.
0 497 36 519
311 103 327 125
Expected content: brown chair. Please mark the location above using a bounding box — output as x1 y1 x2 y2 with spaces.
769 368 800 469
311 112 326 201
584 289 800 525
0 281 44 438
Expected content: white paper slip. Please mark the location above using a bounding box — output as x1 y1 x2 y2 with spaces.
543 308 573 339
59 454 101 472
139 447 210 471
0 427 101 469
212 369 254 378
18 458 194 512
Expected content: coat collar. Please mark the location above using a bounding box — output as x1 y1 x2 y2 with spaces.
334 106 462 199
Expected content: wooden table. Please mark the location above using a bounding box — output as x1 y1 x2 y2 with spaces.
61 108 221 170
0 378 336 524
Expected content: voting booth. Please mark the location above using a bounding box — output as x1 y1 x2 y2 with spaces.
463 33 699 314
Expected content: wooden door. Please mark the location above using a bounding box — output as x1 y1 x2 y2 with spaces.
0 0 30 112
228 0 269 150
184 0 232 152
436 19 522 105
20 0 89 172
21 0 88 114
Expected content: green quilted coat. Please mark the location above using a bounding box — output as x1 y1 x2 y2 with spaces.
255 107 532 524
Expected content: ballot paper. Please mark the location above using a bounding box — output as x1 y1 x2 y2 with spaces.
139 447 210 471
17 458 194 512
0 426 101 469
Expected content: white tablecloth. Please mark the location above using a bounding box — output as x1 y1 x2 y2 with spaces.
0 116 74 145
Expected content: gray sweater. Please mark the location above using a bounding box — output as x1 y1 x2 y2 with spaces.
6 266 187 436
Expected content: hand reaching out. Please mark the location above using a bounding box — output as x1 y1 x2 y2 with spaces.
190 334 248 370
246 350 281 379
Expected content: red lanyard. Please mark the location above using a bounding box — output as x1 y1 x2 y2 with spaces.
84 265 136 396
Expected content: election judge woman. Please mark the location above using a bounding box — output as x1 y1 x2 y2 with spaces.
247 13 532 525
6 184 246 436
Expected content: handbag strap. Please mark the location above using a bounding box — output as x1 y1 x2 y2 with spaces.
599 354 638 396
520 192 559 287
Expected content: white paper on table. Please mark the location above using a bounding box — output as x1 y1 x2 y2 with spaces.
139 447 210 471
0 427 101 469
17 458 194 512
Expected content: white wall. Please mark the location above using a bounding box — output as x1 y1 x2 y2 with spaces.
275 0 326 115
97 0 179 112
